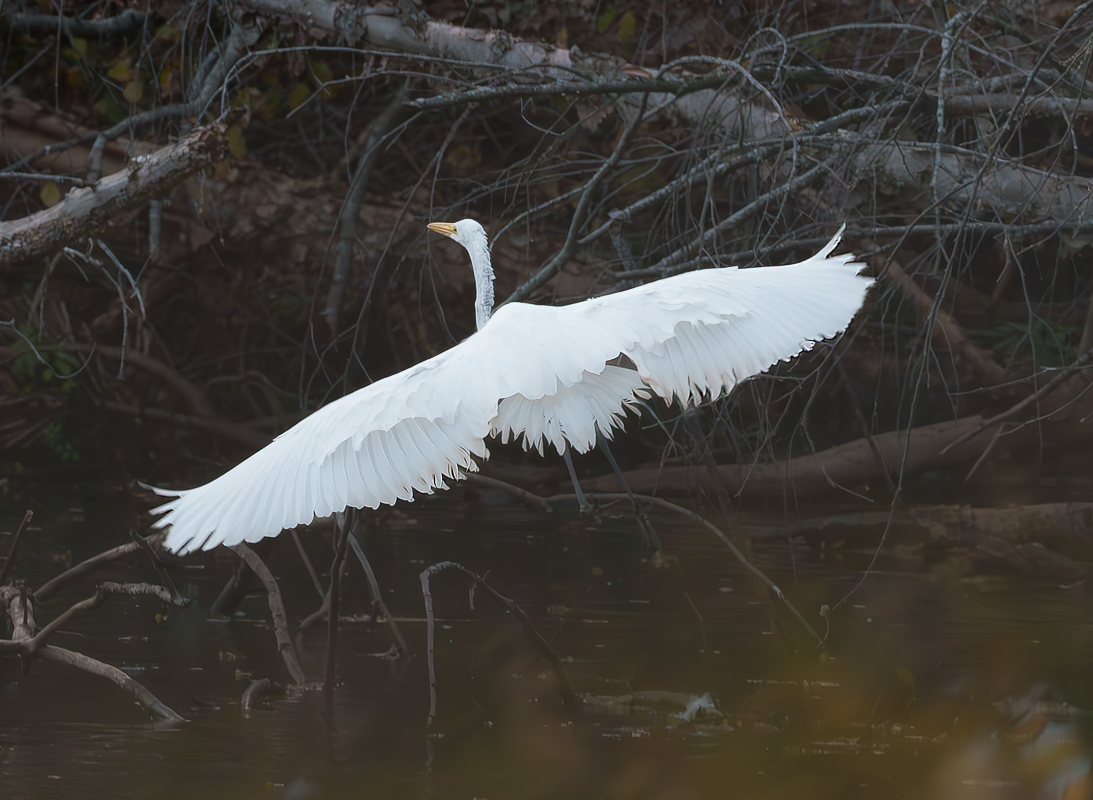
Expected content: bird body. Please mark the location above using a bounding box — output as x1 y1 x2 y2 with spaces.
152 220 872 553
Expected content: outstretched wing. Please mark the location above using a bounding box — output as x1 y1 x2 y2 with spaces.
485 226 873 453
151 346 498 554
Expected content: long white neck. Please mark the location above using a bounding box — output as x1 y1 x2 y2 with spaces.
466 233 494 331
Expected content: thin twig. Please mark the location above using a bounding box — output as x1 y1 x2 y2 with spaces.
505 91 650 304
419 560 580 727
0 510 33 586
347 527 408 656
34 539 148 600
323 509 354 712
548 492 825 650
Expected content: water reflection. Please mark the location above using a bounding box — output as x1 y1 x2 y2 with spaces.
1 482 1091 799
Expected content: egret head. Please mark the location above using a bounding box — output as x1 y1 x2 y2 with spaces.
427 219 488 249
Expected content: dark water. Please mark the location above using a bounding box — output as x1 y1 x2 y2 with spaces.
2 479 1091 799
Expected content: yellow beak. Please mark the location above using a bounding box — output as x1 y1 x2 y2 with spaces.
427 222 457 237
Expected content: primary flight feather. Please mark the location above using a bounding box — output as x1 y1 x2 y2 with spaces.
151 219 872 553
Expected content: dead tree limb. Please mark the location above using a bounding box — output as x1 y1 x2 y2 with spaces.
0 583 185 721
98 400 270 449
3 9 146 38
49 344 215 417
2 582 180 657
40 646 185 722
239 0 784 139
419 560 580 727
231 544 307 685
462 473 553 513
882 257 1007 386
0 119 230 269
588 417 999 497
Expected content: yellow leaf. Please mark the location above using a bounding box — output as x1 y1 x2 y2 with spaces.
617 12 637 42
227 124 247 159
444 144 481 177
309 60 336 99
123 78 143 103
286 82 310 111
39 181 61 207
107 60 131 82
71 37 88 59
158 65 173 98
64 68 83 92
154 23 180 42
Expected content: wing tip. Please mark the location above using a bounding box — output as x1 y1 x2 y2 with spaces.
816 222 848 260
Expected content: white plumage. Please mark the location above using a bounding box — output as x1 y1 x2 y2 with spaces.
151 219 872 553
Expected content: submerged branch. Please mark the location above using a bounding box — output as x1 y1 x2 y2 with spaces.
231 544 307 685
419 560 580 727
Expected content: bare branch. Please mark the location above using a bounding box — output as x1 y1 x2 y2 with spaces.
0 120 231 269
231 544 307 685
4 9 146 38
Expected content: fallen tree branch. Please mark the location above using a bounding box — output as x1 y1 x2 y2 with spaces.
239 0 785 140
2 582 180 657
419 560 580 727
40 645 185 722
0 119 230 269
587 417 1000 497
231 544 307 685
97 400 270 449
3 9 146 38
47 344 215 417
462 473 553 513
0 583 185 721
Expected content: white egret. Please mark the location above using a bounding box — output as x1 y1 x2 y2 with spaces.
151 220 872 554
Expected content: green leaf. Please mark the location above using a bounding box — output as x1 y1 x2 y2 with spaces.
596 6 616 33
